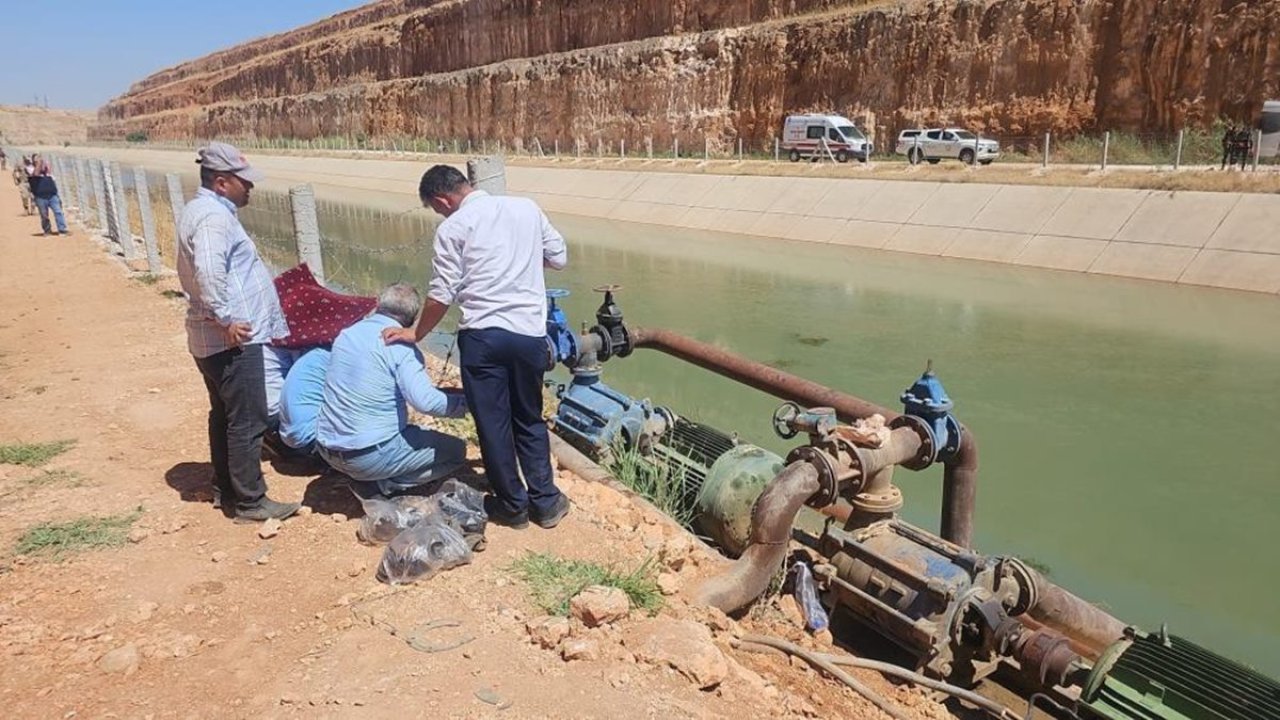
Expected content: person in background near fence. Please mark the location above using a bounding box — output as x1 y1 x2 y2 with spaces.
28 159 67 235
315 283 469 498
0 148 7 171
1221 124 1236 170
1235 126 1253 171
383 164 570 530
178 141 299 522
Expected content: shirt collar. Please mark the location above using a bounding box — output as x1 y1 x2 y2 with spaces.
367 313 400 328
459 189 488 208
196 186 238 215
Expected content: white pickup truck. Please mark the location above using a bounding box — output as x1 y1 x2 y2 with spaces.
896 128 999 165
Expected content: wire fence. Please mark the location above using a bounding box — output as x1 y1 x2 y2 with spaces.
93 125 1277 170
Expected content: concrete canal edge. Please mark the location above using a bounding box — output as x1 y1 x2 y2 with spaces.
506 166 1280 295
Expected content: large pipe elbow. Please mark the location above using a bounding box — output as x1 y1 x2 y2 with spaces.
695 461 821 613
941 426 978 548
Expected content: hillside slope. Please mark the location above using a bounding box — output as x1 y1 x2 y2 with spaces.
91 0 1280 146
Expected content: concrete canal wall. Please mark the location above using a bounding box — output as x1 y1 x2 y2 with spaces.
507 167 1280 295
64 146 1280 295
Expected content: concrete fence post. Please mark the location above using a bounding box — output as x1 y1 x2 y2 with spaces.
74 158 91 223
674 138 680 158
89 159 108 231
646 136 653 159
775 137 780 162
289 184 325 284
134 167 162 273
1043 132 1050 168
165 173 185 232
703 136 709 162
554 139 559 157
596 138 603 157
620 138 626 159
101 161 122 246
738 138 743 161
1253 129 1263 171
109 161 136 260
1174 129 1184 170
467 155 507 196
1101 131 1110 171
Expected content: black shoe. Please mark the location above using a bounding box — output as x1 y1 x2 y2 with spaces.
233 497 301 523
532 494 571 529
483 495 529 529
212 489 223 510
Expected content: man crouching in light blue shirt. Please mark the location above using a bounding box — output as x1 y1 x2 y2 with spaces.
278 346 331 454
315 283 468 497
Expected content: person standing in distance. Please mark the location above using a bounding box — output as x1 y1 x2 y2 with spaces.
178 142 298 522
383 165 570 529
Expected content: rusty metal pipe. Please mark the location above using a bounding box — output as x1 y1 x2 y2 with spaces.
628 326 977 547
695 461 821 613
629 326 896 419
941 430 978 547
1027 568 1126 656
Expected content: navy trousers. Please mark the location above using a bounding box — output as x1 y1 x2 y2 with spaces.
458 327 560 516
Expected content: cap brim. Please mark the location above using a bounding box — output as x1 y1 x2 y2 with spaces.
234 167 265 184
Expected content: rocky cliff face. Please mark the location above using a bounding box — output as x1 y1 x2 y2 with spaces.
92 0 1280 147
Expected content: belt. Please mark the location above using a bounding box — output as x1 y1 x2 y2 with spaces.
321 437 391 461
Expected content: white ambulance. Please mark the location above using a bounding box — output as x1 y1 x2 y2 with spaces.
781 114 870 163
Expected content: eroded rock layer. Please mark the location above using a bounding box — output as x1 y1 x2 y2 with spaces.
93 0 1280 146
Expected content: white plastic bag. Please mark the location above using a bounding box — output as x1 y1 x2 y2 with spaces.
376 519 473 585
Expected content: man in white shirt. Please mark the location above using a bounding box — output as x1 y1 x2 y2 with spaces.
383 165 569 529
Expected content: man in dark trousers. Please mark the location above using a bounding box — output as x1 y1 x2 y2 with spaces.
1221 124 1236 170
28 159 67 235
383 164 570 529
177 142 298 522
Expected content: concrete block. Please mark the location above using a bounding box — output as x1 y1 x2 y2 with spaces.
781 216 848 245
707 176 783 212
672 207 722 232
1038 188 1147 240
1087 242 1200 282
859 181 939 223
941 229 1032 263
1012 235 1110 272
970 185 1071 234
627 174 680 204
608 200 686 226
655 175 723 207
761 177 843 217
1204 194 1280 254
716 208 769 236
1177 249 1280 294
884 224 960 255
809 179 886 220
1115 191 1239 248
907 183 1000 227
829 220 899 249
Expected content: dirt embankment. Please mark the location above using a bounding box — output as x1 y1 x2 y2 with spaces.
0 182 958 719
0 105 93 145
91 0 1280 146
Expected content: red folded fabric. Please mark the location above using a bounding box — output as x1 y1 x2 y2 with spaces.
272 264 376 349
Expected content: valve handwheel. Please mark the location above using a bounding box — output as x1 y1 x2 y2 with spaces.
593 284 623 294
772 401 802 440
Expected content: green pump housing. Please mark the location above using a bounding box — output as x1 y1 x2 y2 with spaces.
1080 629 1280 720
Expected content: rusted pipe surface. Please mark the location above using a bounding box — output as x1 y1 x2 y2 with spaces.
695 461 820 613
1027 568 1125 656
628 325 978 548
941 428 978 548
629 327 898 422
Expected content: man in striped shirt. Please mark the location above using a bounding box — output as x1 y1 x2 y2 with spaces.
177 142 299 522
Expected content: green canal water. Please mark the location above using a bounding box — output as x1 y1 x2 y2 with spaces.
238 191 1280 676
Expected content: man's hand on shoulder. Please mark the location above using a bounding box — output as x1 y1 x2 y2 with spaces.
382 326 417 346
224 322 252 346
